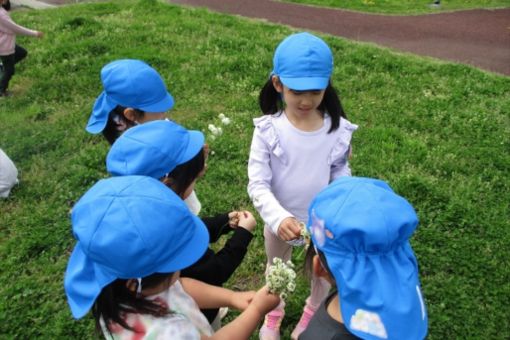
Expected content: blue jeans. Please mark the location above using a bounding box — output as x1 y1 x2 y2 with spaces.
0 44 28 93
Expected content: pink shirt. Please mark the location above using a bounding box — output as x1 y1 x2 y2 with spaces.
0 8 38 56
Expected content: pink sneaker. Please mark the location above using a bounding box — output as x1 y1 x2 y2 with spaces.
290 304 317 339
259 308 285 340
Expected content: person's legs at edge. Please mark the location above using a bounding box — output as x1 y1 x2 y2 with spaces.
259 225 292 340
0 54 14 95
0 45 28 96
291 274 331 339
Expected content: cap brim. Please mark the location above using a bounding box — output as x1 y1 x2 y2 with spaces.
138 92 175 114
179 130 205 165
86 92 117 134
329 244 428 339
64 213 209 319
157 213 209 273
279 76 329 91
64 244 117 319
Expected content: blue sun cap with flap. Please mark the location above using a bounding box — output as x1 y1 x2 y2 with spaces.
64 176 208 319
106 120 204 179
86 59 174 134
307 177 428 340
272 32 333 91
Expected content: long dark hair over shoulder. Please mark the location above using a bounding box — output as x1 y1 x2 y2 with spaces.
258 78 347 133
92 272 173 335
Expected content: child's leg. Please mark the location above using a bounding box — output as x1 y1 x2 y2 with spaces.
260 225 291 340
0 54 14 94
264 224 292 266
13 45 27 64
308 273 331 308
291 273 331 339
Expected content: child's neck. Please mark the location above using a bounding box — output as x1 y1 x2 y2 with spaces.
284 109 324 132
327 293 344 324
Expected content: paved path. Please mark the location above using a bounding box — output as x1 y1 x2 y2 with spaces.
169 0 510 76
14 0 510 76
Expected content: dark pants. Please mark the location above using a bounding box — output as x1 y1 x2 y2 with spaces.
0 44 28 93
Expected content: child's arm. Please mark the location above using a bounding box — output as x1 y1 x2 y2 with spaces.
180 277 254 311
202 286 280 340
200 213 230 243
180 222 253 286
247 123 294 235
0 11 41 37
330 119 358 181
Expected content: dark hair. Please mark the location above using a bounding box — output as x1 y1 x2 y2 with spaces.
92 272 174 335
165 147 205 197
2 0 11 11
304 240 333 280
258 78 347 133
102 106 145 145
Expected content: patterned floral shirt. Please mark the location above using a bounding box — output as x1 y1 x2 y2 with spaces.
102 280 214 339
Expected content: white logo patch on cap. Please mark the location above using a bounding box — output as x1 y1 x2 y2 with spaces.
350 309 388 339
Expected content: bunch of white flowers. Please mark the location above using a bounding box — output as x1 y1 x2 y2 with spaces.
266 257 296 299
208 113 231 141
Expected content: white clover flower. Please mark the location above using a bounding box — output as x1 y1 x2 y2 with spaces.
221 117 231 125
218 113 226 120
266 257 296 299
208 124 218 134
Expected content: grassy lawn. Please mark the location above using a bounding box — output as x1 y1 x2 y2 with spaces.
1 0 509 338
281 0 510 14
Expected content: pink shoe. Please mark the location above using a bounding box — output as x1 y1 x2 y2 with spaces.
259 308 285 340
290 304 317 339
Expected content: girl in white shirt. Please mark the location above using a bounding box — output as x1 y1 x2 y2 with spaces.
247 32 358 340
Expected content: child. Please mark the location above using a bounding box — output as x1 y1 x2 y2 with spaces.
85 58 203 214
247 32 358 339
0 0 43 97
106 120 256 327
64 175 280 339
0 147 18 198
300 176 428 339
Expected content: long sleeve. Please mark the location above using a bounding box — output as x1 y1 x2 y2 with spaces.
180 228 253 286
201 213 230 243
247 124 293 235
0 10 38 37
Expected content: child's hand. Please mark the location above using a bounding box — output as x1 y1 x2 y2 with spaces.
250 286 281 316
36 31 44 38
230 290 256 311
228 211 240 228
237 211 256 233
277 217 302 241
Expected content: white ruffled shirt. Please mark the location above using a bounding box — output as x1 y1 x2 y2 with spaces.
247 112 357 235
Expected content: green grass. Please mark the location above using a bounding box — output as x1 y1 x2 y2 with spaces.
0 0 509 338
281 0 510 14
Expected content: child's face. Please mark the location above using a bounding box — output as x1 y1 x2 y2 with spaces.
272 76 325 118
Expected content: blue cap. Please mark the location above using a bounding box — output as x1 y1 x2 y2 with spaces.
106 120 205 179
64 176 209 319
86 59 175 134
307 177 428 340
272 32 333 91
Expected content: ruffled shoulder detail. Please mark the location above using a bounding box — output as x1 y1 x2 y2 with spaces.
328 117 358 165
253 115 288 165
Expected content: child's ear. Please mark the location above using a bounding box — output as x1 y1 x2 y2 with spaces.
123 108 137 123
125 279 139 294
271 75 284 93
312 254 330 279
